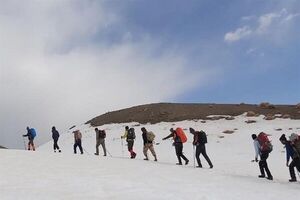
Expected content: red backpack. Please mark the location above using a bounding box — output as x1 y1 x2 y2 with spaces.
257 132 273 153
175 128 187 143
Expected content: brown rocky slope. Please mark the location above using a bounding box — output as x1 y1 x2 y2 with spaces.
86 103 300 127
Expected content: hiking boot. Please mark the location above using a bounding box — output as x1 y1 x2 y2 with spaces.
196 166 202 168
154 158 158 162
258 175 265 178
94 153 99 155
132 152 136 158
266 176 273 181
103 154 107 156
144 158 149 161
210 165 213 169
185 160 189 165
289 178 297 182
176 163 183 165
58 150 61 153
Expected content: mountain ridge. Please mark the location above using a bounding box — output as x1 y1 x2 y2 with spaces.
87 102 300 126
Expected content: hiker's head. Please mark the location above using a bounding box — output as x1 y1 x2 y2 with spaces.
279 134 287 144
251 134 257 140
189 127 195 134
169 128 174 133
141 127 147 133
26 127 30 131
52 126 56 131
125 126 129 130
95 128 98 132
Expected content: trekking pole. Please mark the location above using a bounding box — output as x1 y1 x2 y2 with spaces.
22 136 26 150
193 145 196 168
121 138 124 157
106 149 113 157
82 147 90 155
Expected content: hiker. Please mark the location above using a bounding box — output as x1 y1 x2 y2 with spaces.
252 133 273 180
73 130 83 154
141 127 157 161
189 128 213 168
279 134 300 182
162 128 189 165
94 128 107 156
121 126 136 159
52 126 61 153
22 126 36 151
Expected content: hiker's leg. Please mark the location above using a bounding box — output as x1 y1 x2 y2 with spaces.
289 160 297 180
95 141 100 155
149 144 156 157
143 144 148 158
73 142 77 154
195 145 202 167
175 144 182 164
261 152 272 177
78 140 83 154
201 145 213 167
101 140 106 156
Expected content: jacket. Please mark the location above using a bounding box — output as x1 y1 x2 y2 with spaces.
163 131 182 144
52 129 60 140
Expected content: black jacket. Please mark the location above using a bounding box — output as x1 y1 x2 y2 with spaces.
52 129 60 140
163 131 182 143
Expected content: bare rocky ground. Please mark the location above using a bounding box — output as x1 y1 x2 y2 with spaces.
87 102 300 127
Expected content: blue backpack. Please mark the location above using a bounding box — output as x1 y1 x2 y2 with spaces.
30 128 37 138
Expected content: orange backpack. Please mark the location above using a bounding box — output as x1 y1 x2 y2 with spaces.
175 127 187 143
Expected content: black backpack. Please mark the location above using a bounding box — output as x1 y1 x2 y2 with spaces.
127 128 136 140
99 130 106 139
198 131 207 144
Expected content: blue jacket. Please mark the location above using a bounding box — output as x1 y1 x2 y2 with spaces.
285 141 296 163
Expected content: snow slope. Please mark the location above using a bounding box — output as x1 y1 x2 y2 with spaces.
1 114 300 200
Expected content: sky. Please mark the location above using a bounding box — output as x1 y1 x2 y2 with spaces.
0 0 299 149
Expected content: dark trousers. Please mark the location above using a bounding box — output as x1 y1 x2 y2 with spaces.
127 140 136 157
196 145 213 167
259 151 272 177
74 139 83 154
289 157 300 179
53 139 60 150
175 143 188 164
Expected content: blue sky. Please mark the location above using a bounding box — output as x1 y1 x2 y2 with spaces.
101 0 300 104
0 0 299 148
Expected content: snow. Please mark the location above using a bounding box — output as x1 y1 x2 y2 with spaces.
1 114 300 199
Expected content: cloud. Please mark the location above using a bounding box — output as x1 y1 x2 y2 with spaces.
224 26 252 42
0 1 215 148
224 9 300 43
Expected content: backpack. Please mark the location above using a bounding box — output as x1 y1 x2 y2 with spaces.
127 128 136 140
99 130 106 139
146 131 155 142
30 128 36 139
198 131 207 144
257 132 273 153
289 133 300 155
175 127 187 143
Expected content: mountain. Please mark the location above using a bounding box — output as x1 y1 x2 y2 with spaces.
87 102 300 126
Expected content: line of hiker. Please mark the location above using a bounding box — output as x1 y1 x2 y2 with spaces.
251 132 300 182
22 126 300 182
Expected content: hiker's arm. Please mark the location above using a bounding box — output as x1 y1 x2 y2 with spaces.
162 133 173 140
121 131 127 139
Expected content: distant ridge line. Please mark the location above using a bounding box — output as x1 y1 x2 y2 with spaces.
87 103 300 127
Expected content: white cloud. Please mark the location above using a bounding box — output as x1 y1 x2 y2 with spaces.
224 26 252 42
0 1 215 148
224 8 300 43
